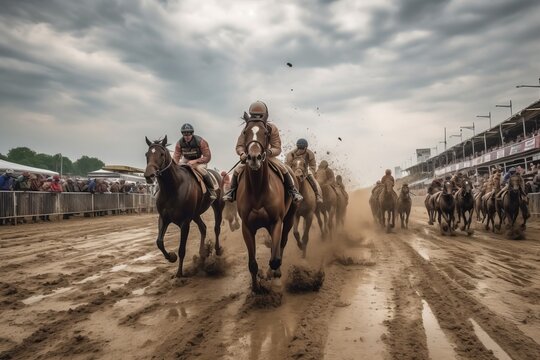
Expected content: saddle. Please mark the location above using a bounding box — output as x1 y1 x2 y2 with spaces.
181 165 218 194
237 159 286 183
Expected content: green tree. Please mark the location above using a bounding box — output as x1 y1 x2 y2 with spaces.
0 153 7 160
7 147 37 165
74 156 104 176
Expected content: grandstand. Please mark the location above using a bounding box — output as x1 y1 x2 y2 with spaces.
402 99 540 191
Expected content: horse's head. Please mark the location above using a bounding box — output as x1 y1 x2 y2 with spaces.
291 157 308 182
401 185 410 197
383 180 393 193
242 116 269 171
462 179 472 194
442 180 453 195
144 136 171 184
509 175 520 192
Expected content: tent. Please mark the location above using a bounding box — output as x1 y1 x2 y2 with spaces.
87 169 146 183
0 159 59 176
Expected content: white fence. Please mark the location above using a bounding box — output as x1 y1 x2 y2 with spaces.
0 192 155 219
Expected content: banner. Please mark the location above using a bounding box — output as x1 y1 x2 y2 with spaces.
416 148 431 163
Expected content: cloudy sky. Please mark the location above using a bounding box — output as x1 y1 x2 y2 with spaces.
1 0 539 187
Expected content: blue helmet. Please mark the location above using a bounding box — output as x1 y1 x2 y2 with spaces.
181 123 194 134
296 138 308 149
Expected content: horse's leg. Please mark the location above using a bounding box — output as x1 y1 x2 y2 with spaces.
268 219 284 279
281 205 296 258
293 214 302 250
406 209 410 229
301 213 314 259
241 223 259 292
176 222 191 278
315 209 325 238
520 202 528 229
156 216 176 263
193 216 208 261
211 201 223 255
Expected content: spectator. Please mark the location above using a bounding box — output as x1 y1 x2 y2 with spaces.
50 175 63 192
95 179 108 193
14 171 31 191
110 181 120 193
0 169 15 191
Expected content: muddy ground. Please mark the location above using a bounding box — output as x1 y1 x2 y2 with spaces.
0 191 539 360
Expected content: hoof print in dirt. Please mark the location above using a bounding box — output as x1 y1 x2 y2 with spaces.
285 265 324 293
334 254 376 267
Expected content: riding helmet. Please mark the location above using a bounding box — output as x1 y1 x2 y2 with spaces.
248 101 268 117
181 123 194 134
296 138 308 149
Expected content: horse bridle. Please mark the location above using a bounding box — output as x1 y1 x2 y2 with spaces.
244 119 270 162
148 143 173 177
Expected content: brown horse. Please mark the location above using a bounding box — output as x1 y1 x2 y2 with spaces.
144 136 224 277
498 175 529 230
334 182 348 231
425 184 441 225
315 175 337 240
369 185 382 224
397 185 412 229
291 156 317 258
454 179 474 231
223 201 240 232
474 188 485 222
434 180 455 235
236 118 297 293
378 180 397 232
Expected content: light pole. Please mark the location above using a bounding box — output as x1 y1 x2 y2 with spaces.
495 100 512 117
476 112 491 129
460 123 475 157
516 77 540 98
449 131 463 161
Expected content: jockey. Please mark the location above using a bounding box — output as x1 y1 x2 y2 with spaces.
381 169 395 186
335 174 349 202
450 171 464 189
316 160 335 187
497 167 526 200
223 101 303 203
173 123 217 200
285 138 323 203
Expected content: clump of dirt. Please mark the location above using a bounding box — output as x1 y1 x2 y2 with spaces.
0 282 31 310
506 228 525 240
285 265 325 293
333 254 376 267
201 252 228 277
48 333 102 358
244 282 283 309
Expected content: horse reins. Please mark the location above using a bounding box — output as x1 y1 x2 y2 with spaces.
149 143 173 177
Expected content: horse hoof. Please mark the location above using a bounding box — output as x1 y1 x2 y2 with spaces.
168 252 178 263
215 247 223 256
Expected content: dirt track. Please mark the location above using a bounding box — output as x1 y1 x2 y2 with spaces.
0 191 539 360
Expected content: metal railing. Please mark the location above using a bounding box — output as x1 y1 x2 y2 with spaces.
0 192 156 219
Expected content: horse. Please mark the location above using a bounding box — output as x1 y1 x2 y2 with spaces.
315 174 337 240
434 180 455 235
369 185 382 224
454 179 474 232
499 175 529 230
397 185 412 229
223 201 240 232
334 184 348 231
483 179 501 232
144 136 224 277
378 180 397 232
425 184 440 225
473 188 485 222
290 157 317 258
235 117 297 293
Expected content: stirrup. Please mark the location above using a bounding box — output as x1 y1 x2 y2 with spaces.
291 190 303 203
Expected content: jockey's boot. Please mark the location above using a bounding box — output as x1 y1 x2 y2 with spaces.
307 174 323 203
202 173 217 200
222 173 238 202
285 173 303 203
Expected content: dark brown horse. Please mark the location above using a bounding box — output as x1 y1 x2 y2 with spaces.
498 175 529 230
425 184 441 225
144 136 224 277
435 180 455 235
397 184 412 229
291 157 317 258
378 180 397 232
454 179 474 231
236 118 297 293
315 175 337 240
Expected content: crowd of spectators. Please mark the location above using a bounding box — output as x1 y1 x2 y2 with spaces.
0 169 154 225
